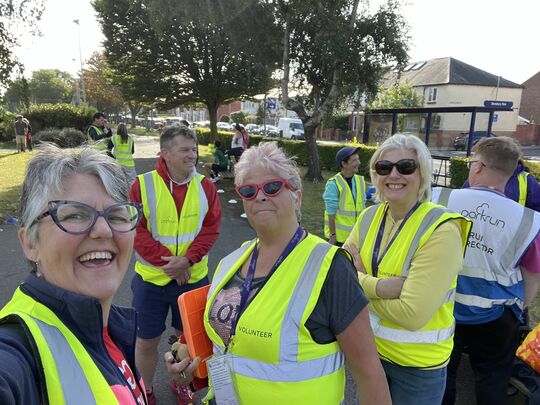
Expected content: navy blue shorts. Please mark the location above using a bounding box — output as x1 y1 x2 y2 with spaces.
131 273 209 339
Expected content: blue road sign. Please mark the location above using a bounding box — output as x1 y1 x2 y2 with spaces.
266 98 277 110
484 100 513 109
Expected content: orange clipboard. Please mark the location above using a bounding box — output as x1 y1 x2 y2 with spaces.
177 284 212 378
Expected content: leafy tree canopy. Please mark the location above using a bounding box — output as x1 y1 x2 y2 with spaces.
370 81 424 109
4 69 73 108
0 0 45 86
277 0 410 180
83 52 125 113
28 69 74 104
93 0 282 134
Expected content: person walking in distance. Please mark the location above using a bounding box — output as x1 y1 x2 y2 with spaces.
111 123 137 184
130 125 221 405
14 115 28 153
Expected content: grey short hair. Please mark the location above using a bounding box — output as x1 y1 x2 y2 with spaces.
369 133 432 203
19 143 130 246
234 142 302 220
160 125 198 150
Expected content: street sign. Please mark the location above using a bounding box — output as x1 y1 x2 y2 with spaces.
484 100 513 109
492 113 498 123
266 98 277 110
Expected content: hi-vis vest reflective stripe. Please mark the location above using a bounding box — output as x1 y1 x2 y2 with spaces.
87 125 108 151
324 173 366 243
518 171 530 206
354 202 471 368
135 171 209 286
0 288 118 405
433 187 540 320
204 235 345 404
111 135 135 167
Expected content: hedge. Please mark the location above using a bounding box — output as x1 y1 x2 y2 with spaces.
0 107 16 141
34 127 87 148
195 127 377 178
24 103 96 134
196 128 540 186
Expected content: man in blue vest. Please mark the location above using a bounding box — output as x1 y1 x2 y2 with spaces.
432 137 540 405
129 125 222 404
323 146 366 246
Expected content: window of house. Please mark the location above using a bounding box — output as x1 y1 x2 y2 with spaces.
427 87 438 103
404 117 419 130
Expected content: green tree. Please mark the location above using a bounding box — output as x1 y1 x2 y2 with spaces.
230 111 247 125
370 81 424 109
83 52 125 113
3 76 30 111
277 0 409 181
0 0 45 86
370 81 424 132
28 69 74 104
93 0 282 136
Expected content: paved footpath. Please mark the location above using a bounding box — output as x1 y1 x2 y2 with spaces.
0 140 527 404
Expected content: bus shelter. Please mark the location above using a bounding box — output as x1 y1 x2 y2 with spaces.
363 105 514 156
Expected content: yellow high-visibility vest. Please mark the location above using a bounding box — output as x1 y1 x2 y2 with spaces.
111 134 135 167
353 202 471 367
0 288 119 404
87 125 109 152
204 234 345 404
135 171 208 286
324 173 366 243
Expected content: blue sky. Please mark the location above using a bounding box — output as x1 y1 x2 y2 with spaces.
14 0 540 84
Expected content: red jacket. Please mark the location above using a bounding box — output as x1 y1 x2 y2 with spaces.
129 157 221 267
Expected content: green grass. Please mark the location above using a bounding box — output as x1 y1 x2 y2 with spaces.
0 152 33 223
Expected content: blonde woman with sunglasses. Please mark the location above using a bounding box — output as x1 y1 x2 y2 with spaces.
343 133 472 405
168 142 391 404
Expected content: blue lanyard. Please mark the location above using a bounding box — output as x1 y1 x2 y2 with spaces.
227 226 304 350
371 202 420 277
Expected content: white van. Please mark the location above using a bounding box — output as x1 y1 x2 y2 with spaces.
277 118 304 140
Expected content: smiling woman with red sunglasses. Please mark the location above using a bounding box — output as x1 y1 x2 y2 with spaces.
343 134 472 405
180 142 390 404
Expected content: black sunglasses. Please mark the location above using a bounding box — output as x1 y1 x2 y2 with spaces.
235 178 296 200
374 159 417 176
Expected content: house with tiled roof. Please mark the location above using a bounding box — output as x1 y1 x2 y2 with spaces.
380 57 523 147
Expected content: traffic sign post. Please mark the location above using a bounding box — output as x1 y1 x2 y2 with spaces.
266 98 277 110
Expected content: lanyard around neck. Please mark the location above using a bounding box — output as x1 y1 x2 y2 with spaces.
226 226 304 351
371 202 420 277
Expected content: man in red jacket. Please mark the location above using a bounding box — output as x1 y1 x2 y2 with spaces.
129 125 221 404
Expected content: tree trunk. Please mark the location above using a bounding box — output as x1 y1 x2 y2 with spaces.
207 103 218 138
303 124 323 182
128 102 141 129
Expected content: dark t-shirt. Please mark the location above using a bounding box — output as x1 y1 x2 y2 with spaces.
208 248 368 345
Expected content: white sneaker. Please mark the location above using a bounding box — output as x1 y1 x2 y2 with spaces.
211 177 220 183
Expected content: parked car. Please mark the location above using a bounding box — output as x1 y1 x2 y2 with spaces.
453 131 493 151
262 125 279 137
245 124 260 133
217 122 234 131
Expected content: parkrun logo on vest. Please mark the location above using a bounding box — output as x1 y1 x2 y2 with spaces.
460 203 505 229
160 218 176 224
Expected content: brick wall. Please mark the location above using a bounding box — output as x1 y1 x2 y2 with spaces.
520 71 540 123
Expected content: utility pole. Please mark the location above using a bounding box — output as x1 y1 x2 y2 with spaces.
73 19 87 104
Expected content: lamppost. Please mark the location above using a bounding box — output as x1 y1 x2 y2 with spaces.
73 19 87 104
72 58 81 105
